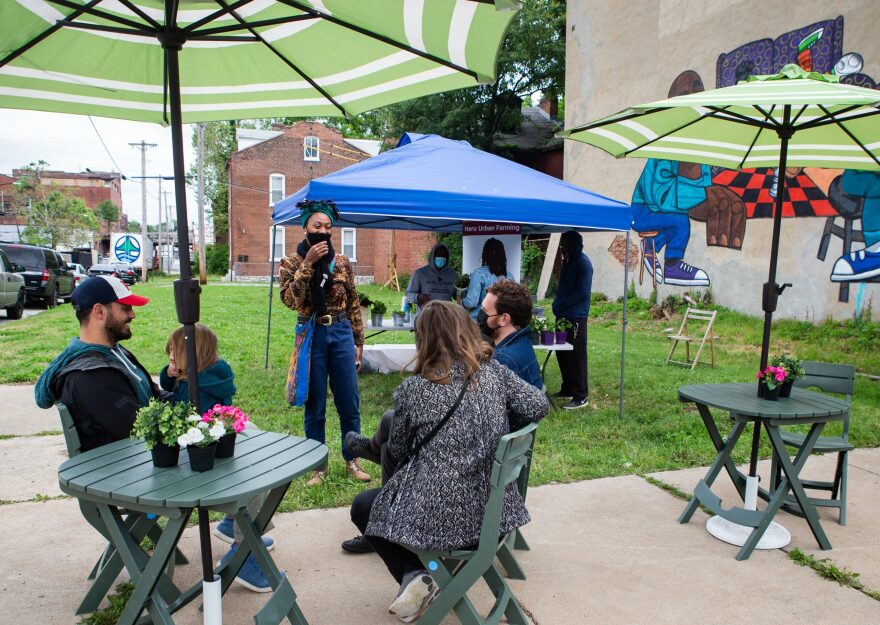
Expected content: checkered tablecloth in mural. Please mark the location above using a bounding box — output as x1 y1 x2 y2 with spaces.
713 168 837 218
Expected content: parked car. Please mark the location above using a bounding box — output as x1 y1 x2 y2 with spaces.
0 248 26 319
0 243 74 307
67 263 88 288
88 263 137 285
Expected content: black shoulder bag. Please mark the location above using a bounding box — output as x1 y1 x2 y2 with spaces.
393 377 470 474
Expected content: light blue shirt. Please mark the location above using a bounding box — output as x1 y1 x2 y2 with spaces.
461 265 514 319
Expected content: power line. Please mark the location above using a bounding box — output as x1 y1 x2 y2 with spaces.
88 116 127 177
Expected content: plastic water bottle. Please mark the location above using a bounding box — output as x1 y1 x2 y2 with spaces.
403 301 411 324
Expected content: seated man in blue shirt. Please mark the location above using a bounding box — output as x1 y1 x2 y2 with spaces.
478 279 542 389
340 279 541 554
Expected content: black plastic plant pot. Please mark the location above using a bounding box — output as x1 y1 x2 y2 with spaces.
779 379 794 398
151 442 180 468
215 432 237 459
760 382 781 401
188 443 218 472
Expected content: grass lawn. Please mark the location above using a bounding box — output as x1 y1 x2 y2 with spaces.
2 277 878 514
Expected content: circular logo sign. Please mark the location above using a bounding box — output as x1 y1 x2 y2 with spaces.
114 235 141 263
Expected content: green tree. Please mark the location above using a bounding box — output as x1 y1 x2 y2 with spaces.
21 190 98 249
190 121 237 245
127 219 141 233
95 199 120 237
382 0 566 150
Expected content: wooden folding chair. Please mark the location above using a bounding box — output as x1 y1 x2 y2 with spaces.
411 423 537 625
769 362 856 525
666 307 717 370
56 403 186 614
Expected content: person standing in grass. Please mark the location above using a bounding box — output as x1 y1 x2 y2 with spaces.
552 230 593 410
279 199 370 486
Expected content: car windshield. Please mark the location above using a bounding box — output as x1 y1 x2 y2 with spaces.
1 246 44 270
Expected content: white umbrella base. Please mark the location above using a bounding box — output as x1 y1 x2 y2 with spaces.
203 575 223 625
705 515 791 550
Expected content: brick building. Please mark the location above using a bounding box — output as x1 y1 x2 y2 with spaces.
0 169 126 252
227 121 435 283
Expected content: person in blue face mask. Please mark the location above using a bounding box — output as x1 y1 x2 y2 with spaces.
405 243 458 311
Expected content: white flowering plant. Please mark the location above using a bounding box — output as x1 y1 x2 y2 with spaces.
177 411 227 448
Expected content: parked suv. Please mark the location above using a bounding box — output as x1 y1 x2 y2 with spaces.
0 248 26 319
0 243 74 307
88 263 137 285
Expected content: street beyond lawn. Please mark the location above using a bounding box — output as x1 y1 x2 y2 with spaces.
1 278 878 514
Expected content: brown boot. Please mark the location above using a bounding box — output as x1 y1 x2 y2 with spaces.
346 459 371 483
306 468 327 486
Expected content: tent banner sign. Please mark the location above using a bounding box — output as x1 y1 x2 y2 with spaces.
463 222 522 236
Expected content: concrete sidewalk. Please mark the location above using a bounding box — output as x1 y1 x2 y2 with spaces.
1 384 878 624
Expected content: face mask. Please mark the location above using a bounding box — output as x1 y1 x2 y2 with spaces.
306 232 331 246
434 257 447 269
476 309 498 338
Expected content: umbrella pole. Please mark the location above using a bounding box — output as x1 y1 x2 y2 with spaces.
618 230 631 420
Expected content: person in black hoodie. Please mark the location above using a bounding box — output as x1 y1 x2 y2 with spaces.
405 243 457 311
552 230 593 410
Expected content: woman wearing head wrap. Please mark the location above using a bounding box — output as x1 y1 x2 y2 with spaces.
279 200 371 485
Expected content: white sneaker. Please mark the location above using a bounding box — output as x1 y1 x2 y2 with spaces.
389 572 438 622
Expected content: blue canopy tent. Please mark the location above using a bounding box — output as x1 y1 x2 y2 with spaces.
270 133 635 417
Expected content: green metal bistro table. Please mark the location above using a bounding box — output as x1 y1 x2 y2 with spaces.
677 383 848 560
58 430 327 625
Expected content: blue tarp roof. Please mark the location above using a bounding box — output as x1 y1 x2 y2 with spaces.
273 133 632 233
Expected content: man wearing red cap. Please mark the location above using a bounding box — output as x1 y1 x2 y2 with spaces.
35 275 168 451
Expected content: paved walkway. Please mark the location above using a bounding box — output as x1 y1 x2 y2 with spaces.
1 384 878 624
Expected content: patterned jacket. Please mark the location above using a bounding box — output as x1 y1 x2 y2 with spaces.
365 359 549 550
278 252 364 346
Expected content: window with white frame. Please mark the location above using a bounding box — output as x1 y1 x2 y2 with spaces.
304 136 320 161
269 174 285 205
341 228 356 261
270 226 285 262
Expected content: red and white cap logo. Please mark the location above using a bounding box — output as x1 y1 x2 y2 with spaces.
100 275 150 306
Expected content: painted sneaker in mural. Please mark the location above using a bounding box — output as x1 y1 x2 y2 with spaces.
663 260 710 286
830 242 880 282
643 256 664 283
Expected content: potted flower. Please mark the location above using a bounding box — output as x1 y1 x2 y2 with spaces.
357 291 373 325
528 317 542 345
455 273 470 300
203 404 249 458
770 354 805 397
131 399 190 467
555 318 572 344
371 300 387 327
178 412 227 472
756 365 789 401
533 318 553 346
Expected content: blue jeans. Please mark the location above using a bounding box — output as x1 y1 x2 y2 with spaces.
631 202 690 260
304 320 361 461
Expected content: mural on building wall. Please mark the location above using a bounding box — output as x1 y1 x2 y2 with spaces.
629 16 879 302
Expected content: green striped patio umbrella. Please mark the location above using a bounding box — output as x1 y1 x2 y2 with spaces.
560 64 880 376
0 2 518 618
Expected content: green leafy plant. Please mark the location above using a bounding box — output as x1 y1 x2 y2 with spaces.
370 300 387 315
770 353 805 380
130 399 192 450
455 273 470 289
530 317 548 332
357 291 373 307
555 318 573 332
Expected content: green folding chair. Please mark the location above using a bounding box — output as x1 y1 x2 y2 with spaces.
56 403 186 614
769 362 856 525
496 426 536 580
412 422 537 625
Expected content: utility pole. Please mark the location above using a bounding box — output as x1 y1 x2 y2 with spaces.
157 178 164 273
129 140 156 281
197 123 207 284
164 190 171 272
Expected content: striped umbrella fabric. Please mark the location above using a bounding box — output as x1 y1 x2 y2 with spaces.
561 65 880 171
0 0 518 124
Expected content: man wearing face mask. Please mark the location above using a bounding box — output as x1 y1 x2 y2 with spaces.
552 230 593 410
405 243 457 311
478 279 542 389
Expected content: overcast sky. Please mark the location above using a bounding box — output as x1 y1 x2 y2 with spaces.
0 108 200 228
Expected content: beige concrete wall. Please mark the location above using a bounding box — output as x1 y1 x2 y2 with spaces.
566 0 880 320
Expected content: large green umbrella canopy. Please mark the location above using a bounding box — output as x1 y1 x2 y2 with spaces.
0 1 519 609
560 64 880 374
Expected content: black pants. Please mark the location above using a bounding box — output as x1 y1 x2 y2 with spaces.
363 410 397 485
555 316 588 401
351 488 423 585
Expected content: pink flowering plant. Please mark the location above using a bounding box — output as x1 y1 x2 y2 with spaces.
202 404 249 435
756 365 790 390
